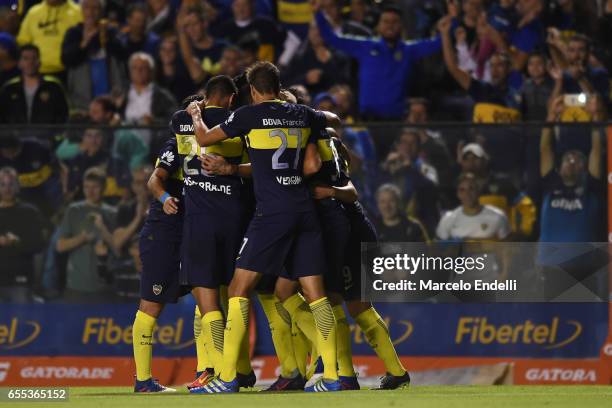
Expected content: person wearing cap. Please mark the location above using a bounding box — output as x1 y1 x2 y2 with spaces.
436 172 510 241
313 1 442 120
457 142 536 239
0 32 19 86
17 0 82 78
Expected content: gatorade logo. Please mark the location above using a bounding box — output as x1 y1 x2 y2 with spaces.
455 317 582 349
525 368 596 382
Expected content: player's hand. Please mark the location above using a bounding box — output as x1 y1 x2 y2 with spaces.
163 196 179 215
200 154 232 175
311 184 335 200
187 101 201 118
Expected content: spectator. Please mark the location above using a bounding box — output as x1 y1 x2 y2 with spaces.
0 4 20 36
62 126 131 205
212 0 288 62
112 166 151 259
0 135 63 218
119 52 177 146
319 0 372 36
0 32 19 86
56 167 117 303
218 45 244 78
283 21 351 96
61 0 126 110
373 183 428 242
521 52 554 121
0 44 69 124
56 96 149 171
506 0 545 71
177 6 227 86
381 128 439 234
0 167 46 303
146 0 175 36
538 95 604 242
554 33 610 101
155 35 194 103
405 97 453 191
16 0 82 78
314 2 442 120
118 3 160 58
436 172 510 241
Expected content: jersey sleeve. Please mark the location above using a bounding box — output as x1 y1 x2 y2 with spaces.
435 211 453 240
220 107 250 138
308 108 328 144
156 139 180 174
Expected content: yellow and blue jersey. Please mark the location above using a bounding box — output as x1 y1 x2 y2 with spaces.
220 100 326 214
171 107 245 214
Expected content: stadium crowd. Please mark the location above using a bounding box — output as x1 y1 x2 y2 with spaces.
0 0 610 303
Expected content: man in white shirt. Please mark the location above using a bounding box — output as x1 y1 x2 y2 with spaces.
436 172 510 241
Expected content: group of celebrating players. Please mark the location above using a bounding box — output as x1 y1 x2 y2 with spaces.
131 61 410 393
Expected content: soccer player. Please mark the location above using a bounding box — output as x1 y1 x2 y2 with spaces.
169 77 256 391
132 125 184 393
187 61 342 393
317 131 412 389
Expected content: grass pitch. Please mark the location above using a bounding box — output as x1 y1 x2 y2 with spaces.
4 385 611 408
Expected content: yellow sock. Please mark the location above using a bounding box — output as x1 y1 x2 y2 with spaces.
202 311 225 374
219 285 229 317
283 293 317 342
220 297 249 382
194 306 212 372
309 297 338 381
237 327 252 375
132 310 156 381
355 307 405 376
257 294 298 378
305 346 319 380
291 318 311 377
333 305 355 377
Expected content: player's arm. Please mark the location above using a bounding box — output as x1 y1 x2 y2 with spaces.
319 110 341 129
200 155 253 178
438 16 471 90
303 143 322 177
311 180 358 203
187 102 229 147
147 167 179 215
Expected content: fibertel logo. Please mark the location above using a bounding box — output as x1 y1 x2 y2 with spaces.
0 318 41 350
82 318 193 349
455 317 582 349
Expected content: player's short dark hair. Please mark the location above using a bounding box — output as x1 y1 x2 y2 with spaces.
204 75 238 100
83 167 107 188
181 94 204 110
92 95 116 114
232 72 252 109
287 85 310 105
19 43 39 58
246 61 280 95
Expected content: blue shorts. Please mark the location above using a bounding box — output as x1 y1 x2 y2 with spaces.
139 221 187 303
181 213 243 289
317 199 351 294
237 210 325 280
343 212 377 301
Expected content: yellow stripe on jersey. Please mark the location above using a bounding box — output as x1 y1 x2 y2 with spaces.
176 134 200 156
205 136 244 158
18 164 52 188
246 128 311 150
317 139 334 162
